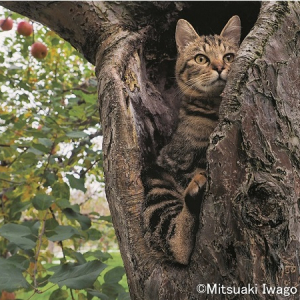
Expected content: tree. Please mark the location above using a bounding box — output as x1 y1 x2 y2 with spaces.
1 1 300 299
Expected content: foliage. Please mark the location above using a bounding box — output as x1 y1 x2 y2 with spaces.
0 8 128 300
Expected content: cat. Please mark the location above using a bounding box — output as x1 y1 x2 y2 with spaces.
142 16 241 265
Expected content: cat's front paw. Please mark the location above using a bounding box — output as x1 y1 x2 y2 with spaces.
184 173 206 213
185 173 206 197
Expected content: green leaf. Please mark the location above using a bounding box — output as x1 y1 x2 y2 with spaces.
104 266 125 284
9 200 31 219
45 170 58 186
118 291 131 300
23 220 41 237
49 260 107 289
99 216 112 223
52 182 70 200
35 274 51 288
56 199 73 210
32 194 55 210
101 282 125 300
19 152 37 163
101 267 127 300
66 174 87 192
66 131 88 138
64 248 86 265
63 207 91 230
49 288 69 300
51 38 60 46
32 142 50 154
45 218 59 229
45 218 59 238
0 258 29 291
86 228 102 241
38 137 53 147
84 250 112 262
86 289 109 300
27 147 44 156
6 254 30 271
0 224 36 250
46 225 79 242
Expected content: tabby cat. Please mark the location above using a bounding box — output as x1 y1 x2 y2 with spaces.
142 16 241 265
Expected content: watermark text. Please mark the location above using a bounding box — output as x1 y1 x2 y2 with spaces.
196 283 298 297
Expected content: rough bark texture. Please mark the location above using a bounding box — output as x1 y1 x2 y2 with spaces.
203 2 300 298
1 1 300 299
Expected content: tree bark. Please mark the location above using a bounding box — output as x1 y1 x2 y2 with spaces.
1 1 300 299
203 2 300 298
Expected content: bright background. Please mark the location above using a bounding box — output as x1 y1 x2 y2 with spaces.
0 6 128 300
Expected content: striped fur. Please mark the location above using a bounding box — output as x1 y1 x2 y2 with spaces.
142 16 241 265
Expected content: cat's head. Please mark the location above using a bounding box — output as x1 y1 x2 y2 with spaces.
175 16 241 98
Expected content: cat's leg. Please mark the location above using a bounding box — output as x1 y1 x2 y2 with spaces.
184 173 207 212
141 166 186 262
142 165 206 265
169 173 206 265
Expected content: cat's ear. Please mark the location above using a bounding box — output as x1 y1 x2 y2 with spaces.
220 15 241 46
176 19 199 51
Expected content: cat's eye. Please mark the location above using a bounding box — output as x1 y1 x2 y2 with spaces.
195 54 209 65
223 53 235 63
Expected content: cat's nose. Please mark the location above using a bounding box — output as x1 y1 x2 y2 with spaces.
212 64 225 74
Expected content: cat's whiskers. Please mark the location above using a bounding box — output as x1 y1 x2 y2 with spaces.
179 76 213 96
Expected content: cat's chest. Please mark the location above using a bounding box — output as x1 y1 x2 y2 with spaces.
157 135 206 179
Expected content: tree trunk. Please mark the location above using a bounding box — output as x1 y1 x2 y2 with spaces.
1 1 300 299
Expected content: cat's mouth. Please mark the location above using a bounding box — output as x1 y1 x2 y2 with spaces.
213 77 226 85
211 72 227 85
